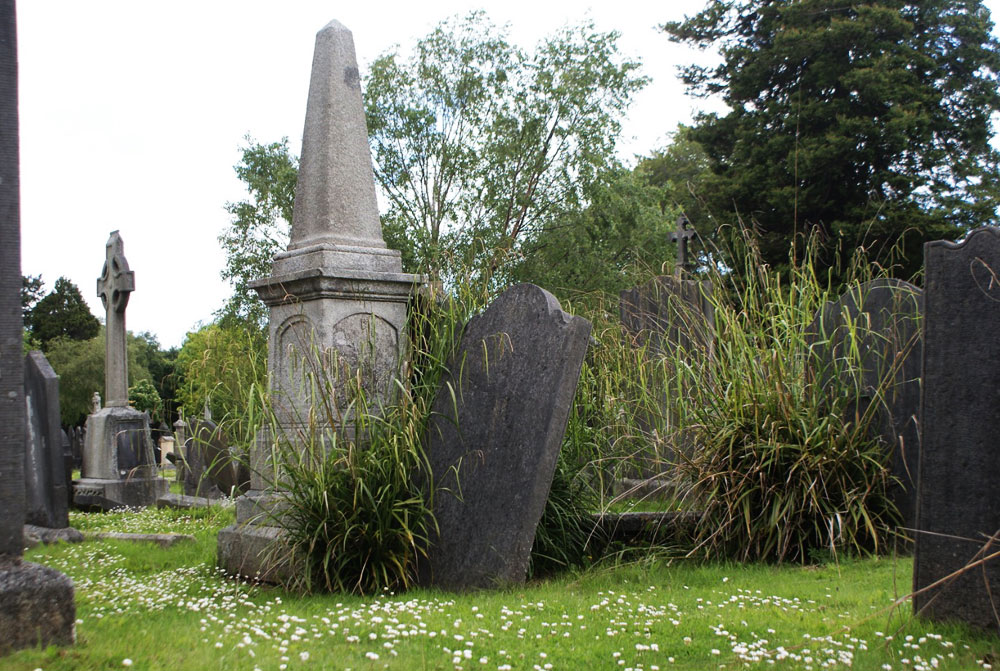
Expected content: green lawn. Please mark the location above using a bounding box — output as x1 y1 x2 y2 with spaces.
6 506 998 671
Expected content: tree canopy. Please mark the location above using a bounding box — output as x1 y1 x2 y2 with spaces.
45 328 152 427
365 11 647 283
665 0 1000 281
217 13 648 326
26 276 100 351
218 137 298 330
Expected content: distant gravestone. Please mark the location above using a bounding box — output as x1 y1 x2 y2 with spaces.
619 274 714 478
808 279 923 531
914 228 1000 632
68 426 84 470
619 274 714 355
23 351 69 528
184 419 249 498
419 284 591 590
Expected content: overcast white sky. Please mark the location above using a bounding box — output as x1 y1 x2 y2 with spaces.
16 1 1000 349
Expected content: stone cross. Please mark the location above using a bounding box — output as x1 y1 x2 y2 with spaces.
96 231 135 407
669 214 695 272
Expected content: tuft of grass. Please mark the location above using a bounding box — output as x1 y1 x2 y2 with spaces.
667 231 901 563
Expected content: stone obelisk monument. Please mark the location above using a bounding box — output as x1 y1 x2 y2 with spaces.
217 20 420 580
73 231 168 509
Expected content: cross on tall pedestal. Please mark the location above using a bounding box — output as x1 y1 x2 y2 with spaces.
669 214 695 273
97 231 135 407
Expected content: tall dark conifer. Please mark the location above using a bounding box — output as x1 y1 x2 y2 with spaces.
666 0 1000 282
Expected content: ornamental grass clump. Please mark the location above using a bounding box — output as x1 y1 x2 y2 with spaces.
668 234 904 563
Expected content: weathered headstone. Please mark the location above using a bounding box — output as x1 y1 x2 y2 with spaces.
72 232 168 510
620 274 714 354
23 350 69 528
0 1 76 652
619 273 714 479
808 278 923 531
217 19 421 581
69 426 84 470
173 417 187 483
182 418 249 498
914 227 1000 632
419 284 591 590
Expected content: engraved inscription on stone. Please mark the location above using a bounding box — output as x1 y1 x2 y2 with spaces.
327 313 398 403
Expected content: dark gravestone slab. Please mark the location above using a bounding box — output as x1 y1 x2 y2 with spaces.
619 275 714 354
619 275 714 476
914 227 1000 632
808 279 923 531
0 1 76 652
420 284 591 591
68 426 84 470
185 419 249 498
23 351 69 528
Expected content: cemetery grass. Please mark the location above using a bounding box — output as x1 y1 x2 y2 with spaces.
8 508 1000 671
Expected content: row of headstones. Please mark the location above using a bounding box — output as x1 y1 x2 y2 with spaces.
618 228 1000 632
24 349 249 529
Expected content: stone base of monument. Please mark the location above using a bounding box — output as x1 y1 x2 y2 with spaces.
73 405 169 510
0 558 76 654
217 491 296 583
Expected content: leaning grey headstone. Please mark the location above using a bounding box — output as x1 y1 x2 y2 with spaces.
808 279 922 532
420 284 591 590
0 1 76 652
913 227 1000 632
23 351 69 528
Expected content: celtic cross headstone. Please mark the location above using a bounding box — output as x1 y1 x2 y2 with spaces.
96 231 134 407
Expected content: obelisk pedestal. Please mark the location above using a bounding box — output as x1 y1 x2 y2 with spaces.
73 232 168 510
217 20 421 581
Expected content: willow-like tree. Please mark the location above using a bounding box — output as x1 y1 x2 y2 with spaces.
366 11 647 283
666 0 1000 281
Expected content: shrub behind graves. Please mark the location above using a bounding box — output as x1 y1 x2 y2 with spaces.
669 234 901 563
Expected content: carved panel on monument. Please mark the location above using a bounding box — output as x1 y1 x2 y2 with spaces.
273 315 318 421
327 313 398 405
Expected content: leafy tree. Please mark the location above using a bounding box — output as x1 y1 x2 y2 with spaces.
130 331 179 422
512 167 676 297
174 323 266 444
218 13 645 316
45 328 151 427
665 0 1000 282
219 136 297 329
128 378 162 422
636 126 715 262
26 276 100 350
21 274 44 320
365 12 647 283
